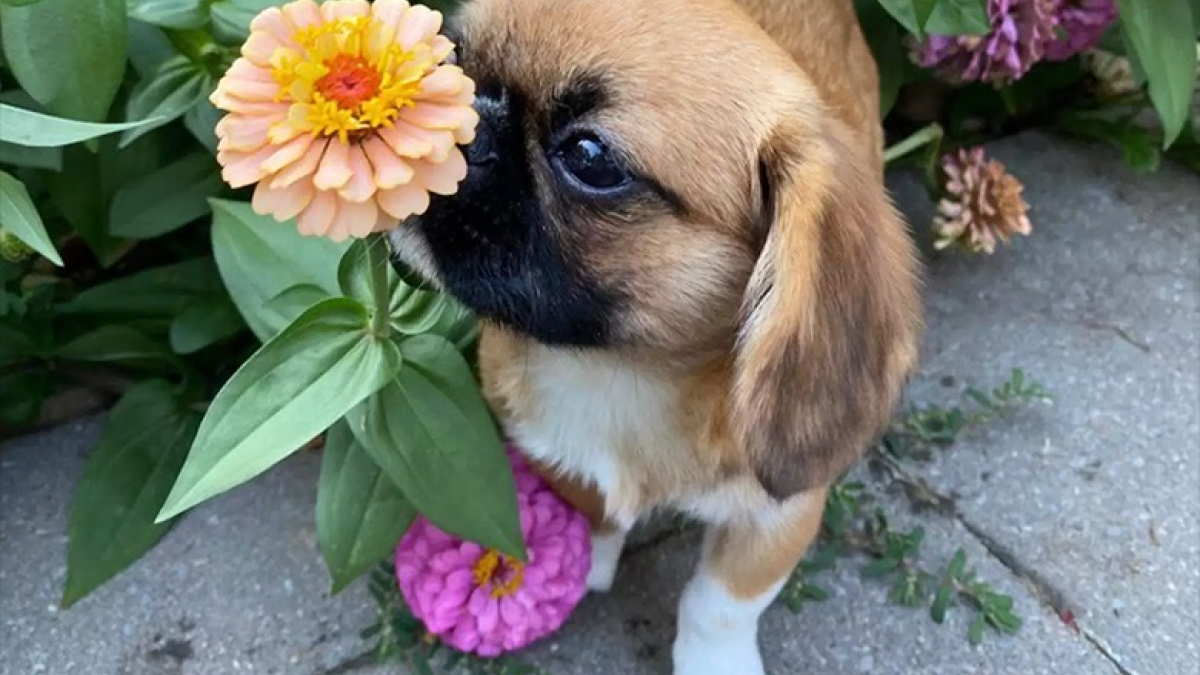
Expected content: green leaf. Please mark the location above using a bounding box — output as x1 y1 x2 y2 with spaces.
947 548 968 579
338 239 384 308
874 0 938 36
210 0 296 42
0 0 128 121
157 298 401 521
968 614 987 645
55 325 175 369
863 556 901 577
925 0 991 36
44 143 128 267
1115 0 1197 146
0 104 164 148
128 0 208 29
347 334 526 559
1056 111 1162 172
64 257 222 317
801 583 831 601
264 283 329 317
857 0 918 117
0 0 50 7
931 584 953 623
128 14 178 77
391 286 478 352
317 421 417 593
169 296 244 354
0 141 63 170
121 56 214 147
0 368 48 428
210 199 349 341
0 170 62 265
110 153 223 238
184 98 222 154
62 380 201 606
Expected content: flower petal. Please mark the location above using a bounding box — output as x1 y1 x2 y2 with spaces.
313 140 353 190
252 179 314 222
417 65 468 99
320 0 370 22
376 122 433 158
362 137 415 189
271 138 327 188
338 145 377 202
401 102 477 132
280 0 322 30
397 5 442 49
371 0 411 31
219 144 277 188
412 150 466 195
339 197 379 238
377 182 430 220
217 115 278 152
261 134 316 174
296 190 338 237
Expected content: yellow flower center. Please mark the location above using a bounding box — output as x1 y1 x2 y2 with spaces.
270 15 436 143
472 550 525 599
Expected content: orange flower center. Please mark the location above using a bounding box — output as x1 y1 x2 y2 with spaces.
315 54 382 109
472 550 525 599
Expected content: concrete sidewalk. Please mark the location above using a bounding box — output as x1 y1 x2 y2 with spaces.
2 132 1197 675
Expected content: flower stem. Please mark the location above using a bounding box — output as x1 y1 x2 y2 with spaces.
366 233 392 338
883 123 945 165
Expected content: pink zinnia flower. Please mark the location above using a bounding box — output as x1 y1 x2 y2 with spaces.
1044 0 1118 61
210 0 477 241
912 0 1058 86
395 448 591 657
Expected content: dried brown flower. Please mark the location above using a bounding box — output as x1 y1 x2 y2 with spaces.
933 148 1032 255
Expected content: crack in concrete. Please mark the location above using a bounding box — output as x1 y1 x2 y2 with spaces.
883 456 1140 675
314 649 375 675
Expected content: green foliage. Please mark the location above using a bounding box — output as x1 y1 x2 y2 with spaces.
0 169 61 265
317 421 418 594
347 334 525 560
62 380 202 606
1114 0 1197 146
156 297 404 520
0 0 127 121
781 370 1044 645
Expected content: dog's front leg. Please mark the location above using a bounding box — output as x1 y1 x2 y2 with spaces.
673 487 827 675
526 459 628 592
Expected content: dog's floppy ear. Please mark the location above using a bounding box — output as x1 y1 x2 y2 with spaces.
733 116 921 499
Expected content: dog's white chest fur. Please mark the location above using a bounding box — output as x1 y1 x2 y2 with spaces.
499 349 685 528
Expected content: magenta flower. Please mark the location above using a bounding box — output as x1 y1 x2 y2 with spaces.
1044 0 1118 61
912 0 1058 85
395 448 591 657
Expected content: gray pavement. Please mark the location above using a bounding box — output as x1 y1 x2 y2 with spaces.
1 131 1197 675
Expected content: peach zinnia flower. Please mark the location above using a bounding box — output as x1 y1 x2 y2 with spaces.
212 0 477 240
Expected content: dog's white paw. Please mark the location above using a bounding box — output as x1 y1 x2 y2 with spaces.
672 568 774 675
672 627 764 675
586 530 626 592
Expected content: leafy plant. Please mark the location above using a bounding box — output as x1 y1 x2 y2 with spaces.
781 369 1045 645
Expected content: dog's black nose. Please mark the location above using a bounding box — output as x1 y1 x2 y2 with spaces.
466 86 507 166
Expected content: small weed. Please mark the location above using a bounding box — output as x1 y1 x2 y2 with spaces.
781 369 1044 645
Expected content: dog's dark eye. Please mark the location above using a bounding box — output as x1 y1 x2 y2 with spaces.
554 134 629 190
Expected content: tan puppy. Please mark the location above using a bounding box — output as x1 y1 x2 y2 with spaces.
390 0 922 672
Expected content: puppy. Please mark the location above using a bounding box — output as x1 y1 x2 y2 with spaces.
390 0 923 672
